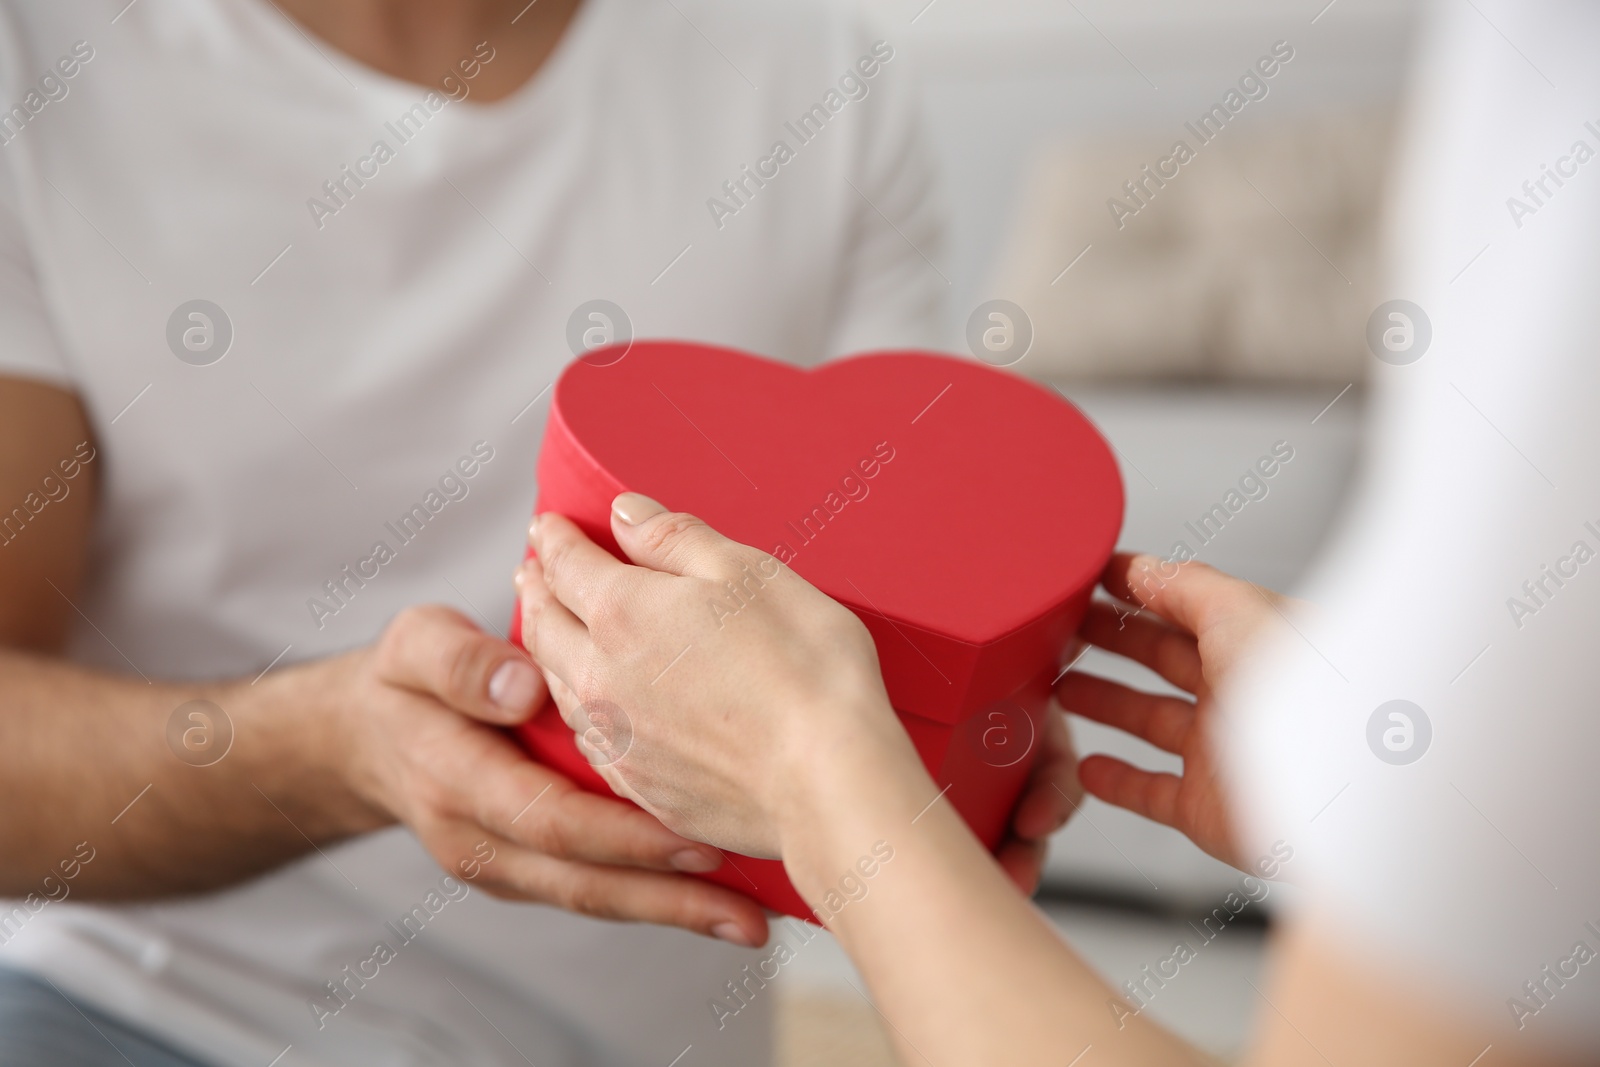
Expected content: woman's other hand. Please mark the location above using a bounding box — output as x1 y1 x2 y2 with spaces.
1058 553 1296 871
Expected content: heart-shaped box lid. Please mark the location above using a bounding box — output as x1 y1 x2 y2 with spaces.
530 342 1123 724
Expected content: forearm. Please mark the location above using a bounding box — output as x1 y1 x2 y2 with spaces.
0 648 387 898
777 709 1207 1067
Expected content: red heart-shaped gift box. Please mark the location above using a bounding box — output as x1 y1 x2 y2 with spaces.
510 341 1122 919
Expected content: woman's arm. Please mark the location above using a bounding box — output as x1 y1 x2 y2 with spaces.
774 706 1205 1066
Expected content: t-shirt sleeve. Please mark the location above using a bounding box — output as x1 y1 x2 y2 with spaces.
0 155 74 387
1218 1 1600 1053
821 26 951 358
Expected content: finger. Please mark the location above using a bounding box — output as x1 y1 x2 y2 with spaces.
1079 600 1204 694
994 837 1046 896
1077 754 1185 833
451 829 769 947
608 492 755 580
510 786 731 873
1008 709 1079 841
376 604 546 725
516 561 591 688
541 667 577 721
543 672 647 806
1100 553 1264 638
528 512 632 626
542 666 593 739
458 734 724 874
1057 671 1197 756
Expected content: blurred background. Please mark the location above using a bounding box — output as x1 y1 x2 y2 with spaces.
774 1 1423 1062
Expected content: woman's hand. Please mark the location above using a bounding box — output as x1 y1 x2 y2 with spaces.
1057 553 1293 871
515 493 913 861
516 492 1082 892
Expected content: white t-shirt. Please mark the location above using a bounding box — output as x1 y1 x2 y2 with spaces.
0 1 946 1064
1222 0 1600 1055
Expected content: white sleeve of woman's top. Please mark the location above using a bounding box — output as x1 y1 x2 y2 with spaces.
1219 0 1600 1055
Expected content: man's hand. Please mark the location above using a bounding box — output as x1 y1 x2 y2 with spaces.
291 604 769 947
994 703 1081 895
1056 553 1291 872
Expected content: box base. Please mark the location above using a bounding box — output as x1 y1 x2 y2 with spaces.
513 670 1051 921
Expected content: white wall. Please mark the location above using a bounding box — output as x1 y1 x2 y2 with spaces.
886 0 1424 322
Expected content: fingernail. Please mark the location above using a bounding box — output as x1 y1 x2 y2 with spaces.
1130 553 1164 577
612 492 666 525
712 921 757 948
670 848 722 873
527 514 544 550
489 660 537 712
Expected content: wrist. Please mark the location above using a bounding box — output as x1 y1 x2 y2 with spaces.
228 652 391 841
769 690 933 900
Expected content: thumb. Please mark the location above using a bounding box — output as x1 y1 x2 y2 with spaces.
609 492 740 579
376 604 547 725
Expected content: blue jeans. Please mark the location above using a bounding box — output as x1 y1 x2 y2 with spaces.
0 969 213 1067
